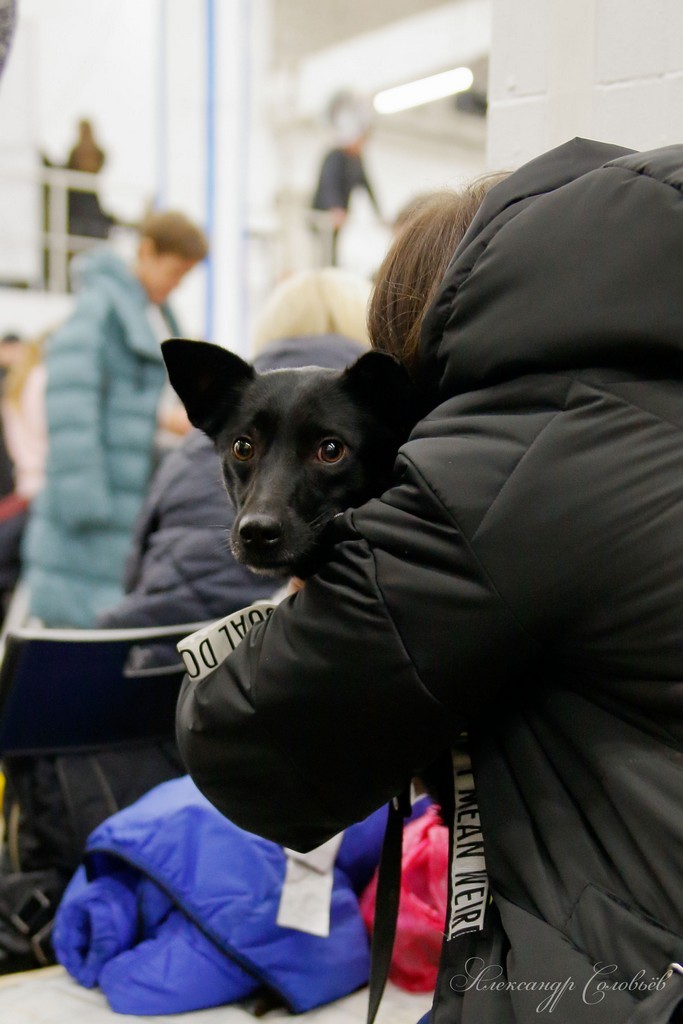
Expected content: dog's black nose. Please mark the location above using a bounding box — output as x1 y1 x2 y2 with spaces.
239 514 283 548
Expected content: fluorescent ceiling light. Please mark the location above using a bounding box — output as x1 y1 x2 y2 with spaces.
373 66 475 114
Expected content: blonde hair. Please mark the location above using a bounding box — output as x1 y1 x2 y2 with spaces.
251 268 372 356
3 334 47 408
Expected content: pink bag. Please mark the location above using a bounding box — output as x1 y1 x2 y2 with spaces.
360 805 448 992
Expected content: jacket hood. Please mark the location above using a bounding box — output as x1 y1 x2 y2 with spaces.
70 249 170 361
421 138 683 400
252 334 368 373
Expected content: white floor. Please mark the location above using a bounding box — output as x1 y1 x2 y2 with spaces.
0 967 431 1024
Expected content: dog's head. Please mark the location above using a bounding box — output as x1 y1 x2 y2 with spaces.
162 339 419 577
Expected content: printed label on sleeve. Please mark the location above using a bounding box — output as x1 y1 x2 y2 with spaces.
177 601 277 682
448 746 489 939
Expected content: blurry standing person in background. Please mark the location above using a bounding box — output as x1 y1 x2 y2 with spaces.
23 210 208 627
65 118 115 246
311 91 381 265
42 119 117 288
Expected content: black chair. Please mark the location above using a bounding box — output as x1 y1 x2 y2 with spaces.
0 621 207 972
0 621 206 756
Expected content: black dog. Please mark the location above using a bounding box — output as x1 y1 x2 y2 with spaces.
161 339 419 578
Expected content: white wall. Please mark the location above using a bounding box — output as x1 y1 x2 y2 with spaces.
0 288 73 339
268 1 490 280
14 0 160 209
488 0 683 168
291 1 491 120
0 0 210 337
0 0 491 345
0 13 40 283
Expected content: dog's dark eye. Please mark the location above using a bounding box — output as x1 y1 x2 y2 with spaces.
317 438 346 464
232 437 254 462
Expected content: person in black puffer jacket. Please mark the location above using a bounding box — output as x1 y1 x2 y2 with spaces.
174 140 683 1024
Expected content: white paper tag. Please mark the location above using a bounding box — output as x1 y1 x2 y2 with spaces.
448 746 489 940
276 833 344 937
177 601 277 682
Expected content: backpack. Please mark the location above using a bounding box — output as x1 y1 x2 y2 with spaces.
0 741 185 972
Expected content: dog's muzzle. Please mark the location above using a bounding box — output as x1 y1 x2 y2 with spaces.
233 513 291 574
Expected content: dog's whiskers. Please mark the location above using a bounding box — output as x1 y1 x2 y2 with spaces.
304 510 335 531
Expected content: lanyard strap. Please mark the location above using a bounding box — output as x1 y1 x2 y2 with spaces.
366 789 412 1024
448 745 488 939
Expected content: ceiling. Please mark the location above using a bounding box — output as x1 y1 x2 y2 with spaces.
273 0 453 63
271 0 488 148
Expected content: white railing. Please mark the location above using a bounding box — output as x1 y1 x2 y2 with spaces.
0 162 147 293
0 163 369 305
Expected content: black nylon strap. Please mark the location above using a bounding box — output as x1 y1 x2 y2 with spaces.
366 789 412 1024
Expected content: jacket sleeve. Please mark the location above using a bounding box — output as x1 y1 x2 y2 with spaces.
98 532 276 629
177 534 455 852
176 445 538 852
44 294 114 529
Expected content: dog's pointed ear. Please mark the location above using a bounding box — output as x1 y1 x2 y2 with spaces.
342 350 421 440
162 338 254 438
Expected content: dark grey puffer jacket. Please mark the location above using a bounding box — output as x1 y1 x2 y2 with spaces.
175 140 683 1024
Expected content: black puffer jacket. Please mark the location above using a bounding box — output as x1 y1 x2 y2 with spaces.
176 140 683 1024
99 333 367 629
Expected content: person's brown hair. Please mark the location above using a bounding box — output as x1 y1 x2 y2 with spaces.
67 119 106 174
139 210 209 262
368 173 508 375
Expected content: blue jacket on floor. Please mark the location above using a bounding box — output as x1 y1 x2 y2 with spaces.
53 775 390 1016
